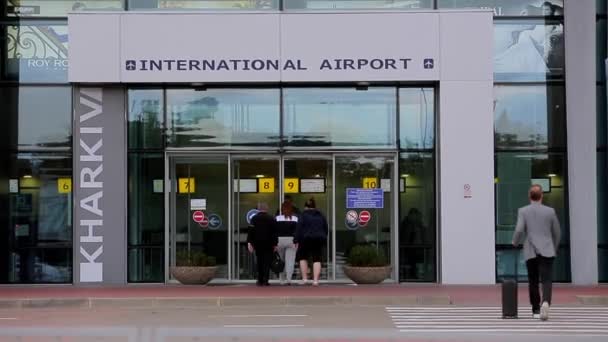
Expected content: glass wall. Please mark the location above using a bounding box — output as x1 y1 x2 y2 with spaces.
439 0 570 282
596 2 607 282
166 89 280 148
0 87 73 283
399 88 435 282
283 87 396 148
283 0 431 10
127 89 165 282
127 86 437 282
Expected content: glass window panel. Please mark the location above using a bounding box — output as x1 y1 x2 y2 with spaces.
495 152 569 246
438 0 563 16
128 89 164 150
128 0 278 10
128 153 164 282
599 85 607 148
0 153 72 284
0 86 72 151
5 1 123 17
166 88 280 147
600 247 608 282
494 20 564 82
599 152 607 245
496 246 570 282
2 22 68 83
284 0 431 10
599 0 607 15
494 85 565 151
399 152 436 282
598 18 607 82
283 87 396 148
399 88 434 150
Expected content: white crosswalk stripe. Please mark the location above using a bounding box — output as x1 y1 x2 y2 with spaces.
386 306 608 335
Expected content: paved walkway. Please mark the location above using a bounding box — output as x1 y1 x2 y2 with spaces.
0 284 607 307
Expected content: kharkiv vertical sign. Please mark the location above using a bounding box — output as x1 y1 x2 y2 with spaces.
73 87 127 284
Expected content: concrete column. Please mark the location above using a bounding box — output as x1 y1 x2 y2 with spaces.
438 11 495 284
564 0 598 285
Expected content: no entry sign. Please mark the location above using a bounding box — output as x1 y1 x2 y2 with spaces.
359 210 371 224
192 210 205 223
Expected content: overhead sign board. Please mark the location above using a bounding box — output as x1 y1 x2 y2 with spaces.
69 12 441 83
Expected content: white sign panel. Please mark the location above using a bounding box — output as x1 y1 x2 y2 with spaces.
9 179 19 193
190 199 207 211
234 179 258 193
301 179 325 193
380 179 391 192
69 12 441 83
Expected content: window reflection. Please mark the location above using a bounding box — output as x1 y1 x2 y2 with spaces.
283 87 396 147
400 88 434 150
494 85 565 150
399 152 435 282
284 0 431 10
495 152 569 281
128 89 164 149
0 86 72 150
128 153 164 282
494 21 564 81
166 88 280 147
438 0 563 17
129 0 278 10
2 23 69 83
5 0 123 17
598 19 607 82
1 153 72 283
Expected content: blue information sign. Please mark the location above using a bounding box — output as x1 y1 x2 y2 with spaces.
346 188 384 209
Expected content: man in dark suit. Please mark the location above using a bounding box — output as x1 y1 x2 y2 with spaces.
247 203 278 286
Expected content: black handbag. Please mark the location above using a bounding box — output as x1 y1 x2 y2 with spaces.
270 252 285 274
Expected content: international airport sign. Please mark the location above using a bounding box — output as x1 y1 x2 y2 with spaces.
69 12 441 83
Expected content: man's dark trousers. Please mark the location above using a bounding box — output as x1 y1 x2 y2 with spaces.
255 248 273 285
526 255 554 313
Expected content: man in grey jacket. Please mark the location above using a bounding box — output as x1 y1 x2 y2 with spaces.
512 184 561 321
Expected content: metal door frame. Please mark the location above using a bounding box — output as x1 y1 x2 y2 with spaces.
230 154 281 281
164 151 399 283
281 154 335 280
164 152 232 283
332 152 399 282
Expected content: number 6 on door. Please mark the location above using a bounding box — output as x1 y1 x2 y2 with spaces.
284 178 299 193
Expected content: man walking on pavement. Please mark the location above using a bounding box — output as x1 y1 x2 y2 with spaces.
247 203 279 286
512 184 561 321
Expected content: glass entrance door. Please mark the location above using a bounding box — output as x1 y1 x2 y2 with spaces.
167 153 397 283
283 157 333 280
168 156 230 280
334 155 396 281
231 156 280 280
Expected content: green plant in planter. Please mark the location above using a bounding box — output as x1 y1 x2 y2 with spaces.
347 245 388 267
175 250 216 267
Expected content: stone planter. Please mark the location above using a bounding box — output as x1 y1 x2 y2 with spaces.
170 266 217 285
343 265 392 284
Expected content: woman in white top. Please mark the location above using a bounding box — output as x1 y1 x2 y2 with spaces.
275 201 298 285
